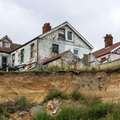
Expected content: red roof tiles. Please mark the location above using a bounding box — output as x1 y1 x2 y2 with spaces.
93 42 120 58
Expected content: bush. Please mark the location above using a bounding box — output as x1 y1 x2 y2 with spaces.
0 104 10 120
55 107 80 120
70 90 85 101
15 96 32 111
44 89 67 102
88 102 112 120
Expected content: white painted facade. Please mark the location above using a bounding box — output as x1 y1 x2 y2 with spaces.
38 25 92 63
10 40 38 66
0 22 93 70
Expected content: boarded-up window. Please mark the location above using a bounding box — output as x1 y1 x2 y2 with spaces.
30 43 35 58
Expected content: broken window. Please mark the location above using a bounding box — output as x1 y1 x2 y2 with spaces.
30 43 35 58
58 33 65 40
52 44 59 54
67 31 72 40
20 49 24 63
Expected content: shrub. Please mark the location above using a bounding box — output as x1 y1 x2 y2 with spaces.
15 96 32 111
88 102 112 120
44 89 67 102
70 90 85 101
0 104 10 120
56 107 79 120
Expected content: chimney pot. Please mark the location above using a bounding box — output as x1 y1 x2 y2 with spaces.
42 23 51 34
104 34 113 47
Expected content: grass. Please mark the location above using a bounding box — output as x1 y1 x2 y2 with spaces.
34 102 116 120
15 96 32 111
44 89 68 102
0 96 32 119
34 92 120 120
33 112 52 120
70 90 85 101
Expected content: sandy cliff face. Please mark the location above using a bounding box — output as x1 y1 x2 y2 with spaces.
0 71 119 103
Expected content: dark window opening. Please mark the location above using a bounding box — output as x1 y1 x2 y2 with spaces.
12 54 15 66
2 56 7 70
52 44 59 54
20 49 24 63
74 49 79 55
101 57 106 63
58 33 65 40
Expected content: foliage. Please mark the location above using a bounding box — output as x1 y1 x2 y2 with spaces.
70 90 85 101
33 112 52 120
44 89 67 102
15 96 32 111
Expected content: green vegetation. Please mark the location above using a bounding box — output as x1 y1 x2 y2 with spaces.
15 96 32 111
44 89 67 102
70 90 85 101
0 96 32 119
34 112 52 120
34 90 120 120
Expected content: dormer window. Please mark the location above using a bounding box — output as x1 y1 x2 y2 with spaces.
3 41 10 48
58 28 65 40
67 31 72 40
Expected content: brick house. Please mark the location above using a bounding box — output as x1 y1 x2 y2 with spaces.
93 34 120 63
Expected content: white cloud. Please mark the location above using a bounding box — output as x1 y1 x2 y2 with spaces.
0 0 120 51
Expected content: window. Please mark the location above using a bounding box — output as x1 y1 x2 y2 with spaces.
67 31 72 40
58 33 65 40
30 43 35 58
20 49 24 63
52 44 59 54
74 49 79 55
3 42 10 48
101 57 106 63
12 54 15 66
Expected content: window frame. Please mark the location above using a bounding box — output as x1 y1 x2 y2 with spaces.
67 31 73 41
20 49 24 63
74 49 79 56
12 54 15 66
52 44 59 54
30 43 35 58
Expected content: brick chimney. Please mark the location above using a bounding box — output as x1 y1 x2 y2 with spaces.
104 34 113 47
42 23 51 34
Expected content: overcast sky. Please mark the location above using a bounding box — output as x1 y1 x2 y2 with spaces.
0 0 120 51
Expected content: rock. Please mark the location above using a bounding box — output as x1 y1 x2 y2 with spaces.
47 99 60 115
30 105 42 117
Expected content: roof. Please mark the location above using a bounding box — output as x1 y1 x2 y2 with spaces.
11 21 93 52
0 35 21 53
42 50 80 65
93 42 120 58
